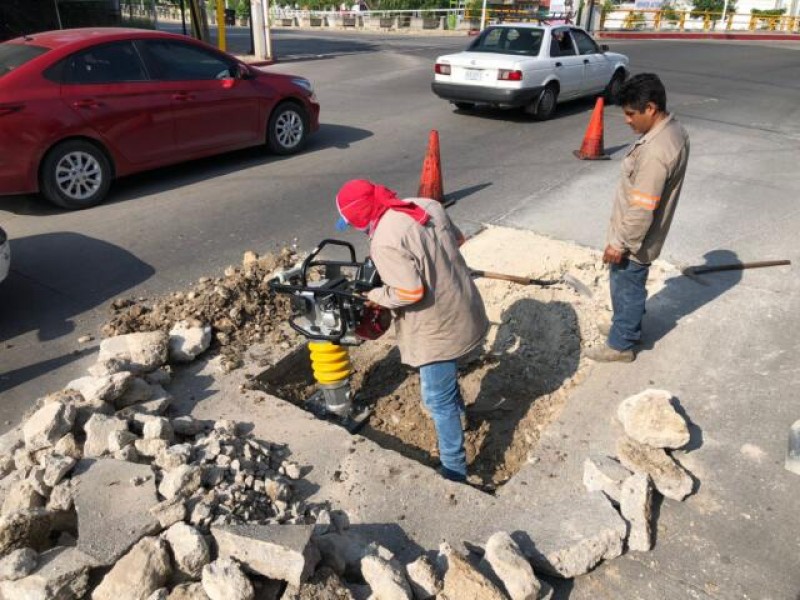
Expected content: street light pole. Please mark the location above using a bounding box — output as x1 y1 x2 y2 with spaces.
720 0 729 26
480 0 488 30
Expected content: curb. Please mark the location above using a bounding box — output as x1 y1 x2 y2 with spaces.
596 31 800 41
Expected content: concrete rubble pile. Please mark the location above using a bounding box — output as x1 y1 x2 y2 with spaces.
101 249 300 372
583 388 695 553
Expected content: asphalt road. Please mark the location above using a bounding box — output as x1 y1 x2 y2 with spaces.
0 33 798 432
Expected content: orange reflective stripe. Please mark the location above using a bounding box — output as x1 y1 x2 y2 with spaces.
395 287 424 301
396 286 424 296
630 190 659 210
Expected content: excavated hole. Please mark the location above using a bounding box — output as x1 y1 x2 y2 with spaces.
259 280 595 488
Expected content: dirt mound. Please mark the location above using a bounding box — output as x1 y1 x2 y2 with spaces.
101 249 300 371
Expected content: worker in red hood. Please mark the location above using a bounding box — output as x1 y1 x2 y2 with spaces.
336 179 488 482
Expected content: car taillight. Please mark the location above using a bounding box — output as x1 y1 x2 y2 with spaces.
435 63 451 75
498 70 523 81
0 104 23 117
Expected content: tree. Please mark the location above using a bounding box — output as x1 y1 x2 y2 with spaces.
690 0 735 19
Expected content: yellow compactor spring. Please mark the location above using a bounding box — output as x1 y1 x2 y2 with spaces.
308 341 352 386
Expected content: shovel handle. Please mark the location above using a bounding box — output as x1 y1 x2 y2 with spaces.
692 259 791 275
471 270 559 286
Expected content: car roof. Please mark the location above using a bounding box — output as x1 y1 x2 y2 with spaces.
4 28 185 50
485 22 579 31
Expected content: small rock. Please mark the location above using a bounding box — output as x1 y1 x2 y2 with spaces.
147 589 169 600
583 455 633 506
618 389 690 449
154 444 192 471
98 331 170 374
54 433 82 461
163 522 211 580
109 430 139 453
438 543 506 600
85 414 129 458
281 461 302 480
47 480 74 512
172 417 203 437
88 358 127 378
406 555 441 600
0 546 95 599
620 473 653 552
91 536 172 600
42 454 77 487
135 438 170 458
617 437 694 501
0 547 38 581
159 465 202 500
167 583 210 600
2 480 45 515
66 373 134 406
23 402 77 452
115 444 141 462
78 335 94 344
169 321 212 363
213 420 237 436
0 509 52 554
145 367 172 387
0 428 23 457
361 553 413 600
143 417 175 443
149 497 187 528
484 532 541 600
202 558 254 600
115 378 155 409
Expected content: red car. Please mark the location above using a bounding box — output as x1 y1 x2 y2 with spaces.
0 28 320 209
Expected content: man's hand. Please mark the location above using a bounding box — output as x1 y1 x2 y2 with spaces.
602 244 626 265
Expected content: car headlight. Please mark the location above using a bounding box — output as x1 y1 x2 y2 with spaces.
291 78 314 94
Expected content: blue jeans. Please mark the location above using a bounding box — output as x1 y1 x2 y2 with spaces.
420 360 467 481
608 259 650 351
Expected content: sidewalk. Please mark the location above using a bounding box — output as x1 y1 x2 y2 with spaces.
597 30 800 41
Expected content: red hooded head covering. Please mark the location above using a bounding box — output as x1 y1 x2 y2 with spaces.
336 179 430 236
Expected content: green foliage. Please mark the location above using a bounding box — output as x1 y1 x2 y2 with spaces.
690 0 735 19
751 7 786 15
235 0 250 19
661 2 680 22
623 10 646 28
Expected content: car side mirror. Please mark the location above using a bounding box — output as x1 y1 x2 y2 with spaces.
236 64 254 80
601 44 610 52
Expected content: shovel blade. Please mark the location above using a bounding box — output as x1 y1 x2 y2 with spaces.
562 273 593 299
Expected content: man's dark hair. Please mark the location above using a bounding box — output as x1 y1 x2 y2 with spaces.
619 73 667 113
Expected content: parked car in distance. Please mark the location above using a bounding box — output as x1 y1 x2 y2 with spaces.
432 24 629 120
0 28 320 209
0 226 10 284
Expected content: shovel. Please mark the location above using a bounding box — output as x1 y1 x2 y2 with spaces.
471 269 593 299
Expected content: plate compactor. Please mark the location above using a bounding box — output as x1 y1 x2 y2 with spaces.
267 240 391 429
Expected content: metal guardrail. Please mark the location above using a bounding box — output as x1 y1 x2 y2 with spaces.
600 8 800 33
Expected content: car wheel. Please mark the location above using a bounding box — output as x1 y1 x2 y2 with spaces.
605 70 626 105
454 102 475 111
267 102 308 155
531 85 558 121
40 140 112 210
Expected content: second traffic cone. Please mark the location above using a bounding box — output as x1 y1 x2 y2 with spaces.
573 97 611 161
418 130 444 203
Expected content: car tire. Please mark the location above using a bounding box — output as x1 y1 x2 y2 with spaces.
454 102 476 111
605 70 626 105
40 140 112 210
531 84 558 121
267 102 309 155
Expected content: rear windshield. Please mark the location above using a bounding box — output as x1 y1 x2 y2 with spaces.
468 27 544 57
0 43 49 77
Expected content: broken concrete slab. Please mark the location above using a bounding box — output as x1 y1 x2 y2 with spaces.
1 480 45 515
484 532 541 600
582 455 632 506
0 428 23 457
0 509 52 554
438 543 506 600
158 465 201 500
617 389 690 449
405 555 441 600
47 480 73 512
0 547 38 581
212 523 319 587
135 438 170 459
42 454 76 488
0 546 96 600
617 436 694 501
149 496 186 529
154 444 192 471
115 378 154 410
91 536 172 600
620 473 653 552
84 414 129 458
162 522 211 580
142 417 174 443
201 558 254 600
98 331 170 375
72 459 160 565
281 567 353 600
360 553 413 600
167 583 210 600
23 402 76 452
65 373 133 407
108 430 139 453
53 434 82 461
169 321 212 363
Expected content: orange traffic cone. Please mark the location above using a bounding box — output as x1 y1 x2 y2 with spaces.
418 130 444 203
573 97 611 161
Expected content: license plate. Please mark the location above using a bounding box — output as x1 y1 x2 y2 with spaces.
464 69 481 81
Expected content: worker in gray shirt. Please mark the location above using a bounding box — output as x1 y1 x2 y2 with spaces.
588 73 690 362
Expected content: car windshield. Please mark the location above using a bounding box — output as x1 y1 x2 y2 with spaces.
468 27 544 57
0 43 49 78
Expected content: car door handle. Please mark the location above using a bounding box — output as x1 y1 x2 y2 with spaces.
72 99 102 109
583 59 590 64
172 92 194 101
555 62 563 67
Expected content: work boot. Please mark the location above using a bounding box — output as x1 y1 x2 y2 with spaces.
586 344 635 363
596 320 611 337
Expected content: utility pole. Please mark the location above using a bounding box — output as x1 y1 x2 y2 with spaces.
480 0 488 30
217 0 227 51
